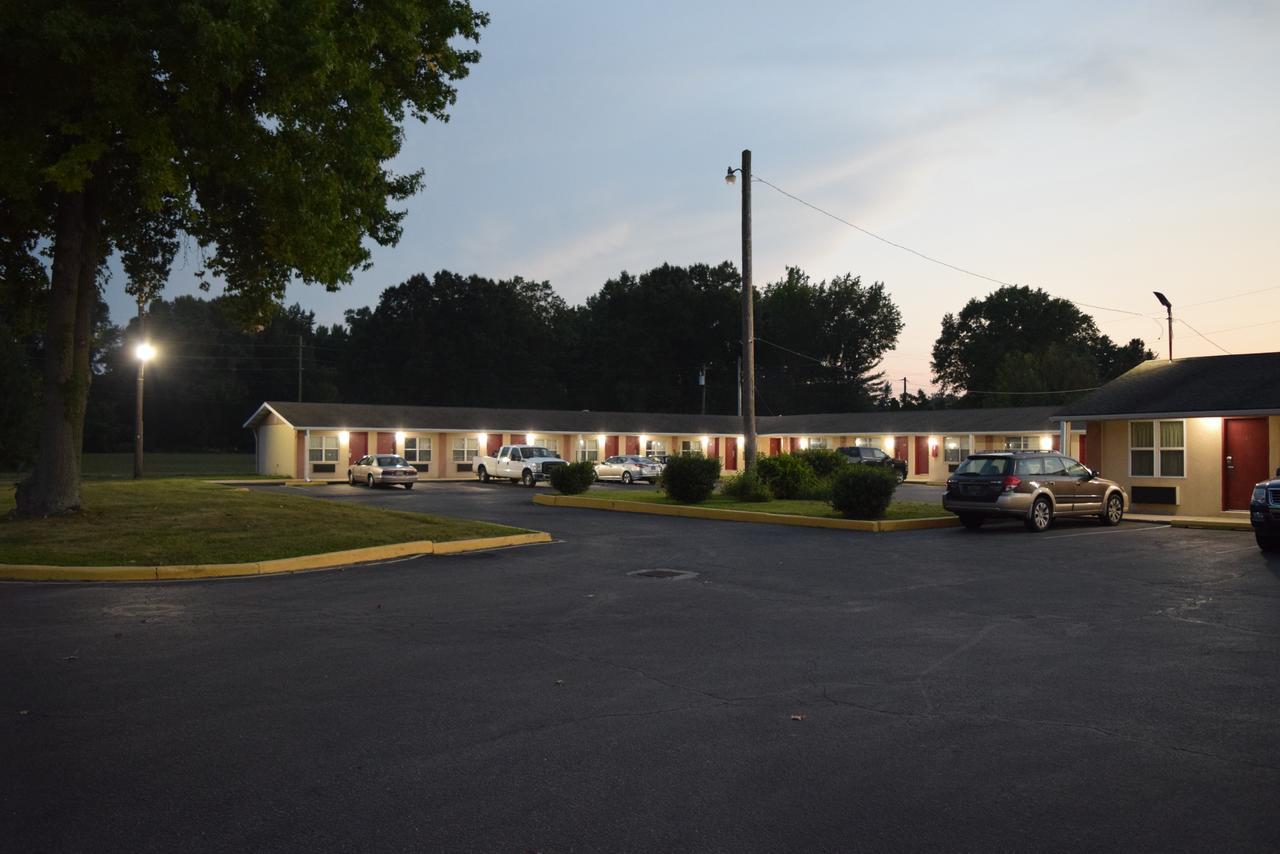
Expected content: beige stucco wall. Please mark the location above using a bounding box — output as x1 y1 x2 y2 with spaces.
258 423 297 477
1095 417 1236 517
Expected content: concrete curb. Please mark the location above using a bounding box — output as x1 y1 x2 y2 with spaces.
532 494 957 533
1126 513 1252 532
0 532 553 583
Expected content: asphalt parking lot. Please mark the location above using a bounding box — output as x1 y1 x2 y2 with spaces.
3 481 1278 852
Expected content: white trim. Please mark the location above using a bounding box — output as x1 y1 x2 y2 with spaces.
241 402 294 430
1127 418 1186 479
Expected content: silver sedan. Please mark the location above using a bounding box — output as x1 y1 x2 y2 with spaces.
348 454 419 489
594 455 663 484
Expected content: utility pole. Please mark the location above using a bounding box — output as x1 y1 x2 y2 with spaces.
732 150 757 471
699 365 707 415
133 299 146 479
902 376 908 398
737 357 742 416
297 334 303 401
1153 292 1173 361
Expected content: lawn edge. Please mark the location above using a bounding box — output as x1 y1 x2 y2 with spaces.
0 532 552 582
533 494 957 532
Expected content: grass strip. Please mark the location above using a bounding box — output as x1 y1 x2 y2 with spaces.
0 480 525 566
595 489 946 521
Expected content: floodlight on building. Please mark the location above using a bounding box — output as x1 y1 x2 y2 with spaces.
339 431 349 443
1040 435 1053 450
885 436 895 451
799 437 809 450
395 431 405 444
596 434 606 446
525 433 535 444
478 433 488 445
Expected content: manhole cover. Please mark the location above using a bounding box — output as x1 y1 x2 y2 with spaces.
628 568 698 580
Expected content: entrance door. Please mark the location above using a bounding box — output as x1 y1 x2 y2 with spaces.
725 439 737 471
893 437 908 461
376 432 394 454
1224 418 1269 511
348 432 368 466
913 436 929 475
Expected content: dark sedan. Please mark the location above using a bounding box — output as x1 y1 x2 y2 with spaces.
1250 467 1280 552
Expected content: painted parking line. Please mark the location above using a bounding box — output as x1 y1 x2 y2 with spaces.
1040 524 1172 540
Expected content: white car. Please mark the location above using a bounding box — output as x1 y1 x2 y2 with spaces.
348 454 418 489
594 455 663 484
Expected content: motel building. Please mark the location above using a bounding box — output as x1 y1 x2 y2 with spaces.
242 353 1280 521
243 401 1083 487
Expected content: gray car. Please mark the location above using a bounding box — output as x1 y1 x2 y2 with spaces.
594 455 663 484
942 451 1126 532
348 454 418 489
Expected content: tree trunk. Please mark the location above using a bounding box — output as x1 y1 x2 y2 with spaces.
14 188 102 516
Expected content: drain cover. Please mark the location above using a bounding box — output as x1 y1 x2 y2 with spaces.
628 568 698 580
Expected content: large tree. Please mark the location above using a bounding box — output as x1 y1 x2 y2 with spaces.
930 286 1153 406
1 0 487 515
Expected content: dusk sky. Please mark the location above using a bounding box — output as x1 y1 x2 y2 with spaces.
117 0 1280 393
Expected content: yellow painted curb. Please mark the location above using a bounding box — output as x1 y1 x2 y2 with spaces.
532 493 956 533
0 532 552 583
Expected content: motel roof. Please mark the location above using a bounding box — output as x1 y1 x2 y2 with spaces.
1053 353 1280 421
244 401 1077 437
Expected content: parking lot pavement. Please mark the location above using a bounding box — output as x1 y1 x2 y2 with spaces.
3 481 1279 853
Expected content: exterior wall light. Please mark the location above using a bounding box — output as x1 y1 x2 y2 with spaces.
596 434 606 446
927 437 939 450
1039 435 1053 450
640 434 649 445
395 431 406 443
737 435 745 446
699 435 709 449
338 431 349 444
799 437 809 450
525 433 535 444
478 433 488 445
885 436 895 451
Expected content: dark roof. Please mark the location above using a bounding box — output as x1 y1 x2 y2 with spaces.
1053 353 1280 420
246 401 1073 436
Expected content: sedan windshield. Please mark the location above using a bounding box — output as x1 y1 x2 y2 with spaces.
376 455 408 467
954 457 1011 476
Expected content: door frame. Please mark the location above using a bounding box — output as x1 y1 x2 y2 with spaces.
1221 417 1269 512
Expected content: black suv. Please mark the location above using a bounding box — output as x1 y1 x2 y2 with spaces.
837 446 908 483
1250 467 1280 552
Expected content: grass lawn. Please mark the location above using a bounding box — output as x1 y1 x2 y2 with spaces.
596 489 947 521
1 453 261 482
0 480 526 566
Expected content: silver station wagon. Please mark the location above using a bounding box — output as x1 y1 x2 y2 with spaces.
348 454 419 489
943 451 1127 533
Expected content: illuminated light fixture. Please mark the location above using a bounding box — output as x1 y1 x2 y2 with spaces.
579 437 585 446
395 431 406 443
640 434 649 445
736 435 745 446
799 437 809 450
338 430 350 443
946 440 959 450
854 437 863 447
885 436 895 450
135 342 156 362
1039 435 1053 450
699 435 709 448
596 434 606 446
724 166 737 185
525 433 535 444
478 433 488 445
927 437 939 449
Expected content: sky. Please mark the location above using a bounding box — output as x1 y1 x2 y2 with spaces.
112 0 1280 393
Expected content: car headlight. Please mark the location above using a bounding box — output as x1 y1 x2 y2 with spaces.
1255 484 1268 502
532 462 542 471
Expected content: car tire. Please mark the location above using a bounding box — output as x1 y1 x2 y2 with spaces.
959 513 984 530
1100 493 1123 526
348 471 355 486
1258 533 1280 552
404 482 414 490
895 468 905 484
522 469 535 487
478 466 489 483
622 471 633 485
1025 496 1053 532
367 474 375 489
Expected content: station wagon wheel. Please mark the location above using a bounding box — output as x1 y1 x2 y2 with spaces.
1100 493 1123 526
348 470 355 486
622 471 633 485
1025 496 1052 532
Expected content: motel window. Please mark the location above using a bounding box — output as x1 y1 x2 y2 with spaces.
943 436 970 465
1003 436 1032 450
404 436 432 463
308 435 339 463
452 437 479 462
537 437 559 455
679 440 698 457
1130 420 1184 477
646 439 667 459
578 438 600 463
806 437 828 449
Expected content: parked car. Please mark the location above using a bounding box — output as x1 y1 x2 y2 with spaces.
348 454 418 489
474 445 568 487
594 455 663 484
942 451 1126 533
837 446 908 483
1250 466 1280 552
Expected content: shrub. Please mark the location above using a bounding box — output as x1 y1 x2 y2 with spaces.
830 465 897 519
549 461 597 495
796 476 834 502
754 453 818 500
793 447 845 478
720 469 772 502
659 454 721 503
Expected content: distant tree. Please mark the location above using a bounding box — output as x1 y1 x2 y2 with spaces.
756 268 903 413
931 286 1153 406
1 0 487 515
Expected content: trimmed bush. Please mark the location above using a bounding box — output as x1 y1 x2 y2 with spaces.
796 476 834 502
754 453 819 500
659 454 722 503
830 465 897 519
720 469 772 502
793 447 845 478
549 461 597 495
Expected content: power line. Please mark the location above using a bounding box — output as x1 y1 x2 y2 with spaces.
1174 284 1280 312
1175 318 1231 355
1204 317 1280 336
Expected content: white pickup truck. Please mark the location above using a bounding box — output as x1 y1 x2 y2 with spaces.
475 444 569 487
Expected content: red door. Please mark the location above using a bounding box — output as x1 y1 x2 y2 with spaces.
1224 418 1269 510
914 436 929 475
605 436 619 458
893 436 908 461
348 432 368 465
625 436 640 455
725 439 738 470
1078 435 1089 468
486 434 503 456
769 437 781 455
711 437 720 459
376 432 394 454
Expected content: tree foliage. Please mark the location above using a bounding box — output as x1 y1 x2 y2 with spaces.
931 286 1153 405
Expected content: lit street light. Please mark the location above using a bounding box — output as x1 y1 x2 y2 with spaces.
134 341 156 479
1153 291 1173 361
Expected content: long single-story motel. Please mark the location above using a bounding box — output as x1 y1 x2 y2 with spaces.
244 352 1280 520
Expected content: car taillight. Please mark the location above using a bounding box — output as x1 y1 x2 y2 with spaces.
1001 476 1021 492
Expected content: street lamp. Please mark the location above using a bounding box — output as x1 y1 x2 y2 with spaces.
134 342 156 478
1153 292 1173 361
725 150 757 473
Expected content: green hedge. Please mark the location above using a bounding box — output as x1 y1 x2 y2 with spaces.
754 453 819 500
549 461 597 495
659 454 722 503
793 448 845 478
830 465 897 519
719 469 772 502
